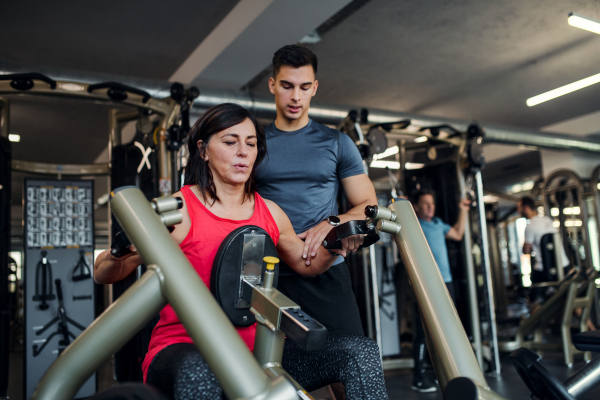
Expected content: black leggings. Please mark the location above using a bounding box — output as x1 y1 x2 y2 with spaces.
146 335 388 400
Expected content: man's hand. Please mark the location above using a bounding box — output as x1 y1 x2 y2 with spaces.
459 198 471 212
297 221 365 264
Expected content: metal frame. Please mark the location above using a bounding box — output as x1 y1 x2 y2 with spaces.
376 199 506 399
543 170 594 270
33 187 300 400
361 122 491 370
498 271 596 366
0 75 181 194
591 165 600 270
475 171 502 375
34 189 509 400
455 141 484 368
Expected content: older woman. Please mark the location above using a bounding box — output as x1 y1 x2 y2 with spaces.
94 103 387 400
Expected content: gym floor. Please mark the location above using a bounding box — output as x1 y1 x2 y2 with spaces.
5 349 598 399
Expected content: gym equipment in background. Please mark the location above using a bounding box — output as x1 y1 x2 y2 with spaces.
23 179 96 400
31 187 320 400
32 279 85 357
31 187 509 400
71 250 92 282
0 98 11 397
511 330 600 399
32 251 55 310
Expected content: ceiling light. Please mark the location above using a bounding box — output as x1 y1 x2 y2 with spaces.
551 208 559 217
553 220 560 228
299 30 321 44
564 220 583 227
483 195 499 203
373 146 399 160
369 161 425 170
8 134 20 142
59 83 85 92
371 160 400 169
563 206 581 215
405 162 425 170
568 12 600 35
527 71 600 106
413 136 428 143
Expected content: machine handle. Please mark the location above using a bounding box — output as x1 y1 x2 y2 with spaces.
322 220 380 250
87 81 150 103
110 231 132 258
0 72 57 89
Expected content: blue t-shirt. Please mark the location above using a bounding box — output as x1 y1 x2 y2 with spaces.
255 119 365 265
418 217 453 282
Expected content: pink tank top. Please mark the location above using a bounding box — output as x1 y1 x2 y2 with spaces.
141 185 280 381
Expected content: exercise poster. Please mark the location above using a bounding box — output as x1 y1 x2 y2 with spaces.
26 183 93 249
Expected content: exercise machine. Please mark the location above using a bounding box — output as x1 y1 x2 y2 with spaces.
32 187 330 400
511 330 600 399
32 188 509 399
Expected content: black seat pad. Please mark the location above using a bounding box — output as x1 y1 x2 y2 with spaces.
573 330 600 352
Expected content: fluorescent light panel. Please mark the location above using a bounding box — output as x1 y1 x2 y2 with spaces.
526 12 600 107
373 146 399 160
8 134 20 142
526 71 600 106
568 12 600 35
370 161 425 170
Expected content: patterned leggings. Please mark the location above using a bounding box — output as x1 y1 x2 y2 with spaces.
146 335 388 400
283 335 388 400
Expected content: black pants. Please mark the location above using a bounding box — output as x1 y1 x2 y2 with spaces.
146 334 388 400
277 261 364 336
412 281 456 378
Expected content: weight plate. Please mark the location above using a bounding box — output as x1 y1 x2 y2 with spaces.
210 225 278 327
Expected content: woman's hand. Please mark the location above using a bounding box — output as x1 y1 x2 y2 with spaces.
94 247 142 284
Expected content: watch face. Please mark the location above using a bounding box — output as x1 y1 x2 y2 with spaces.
328 216 341 226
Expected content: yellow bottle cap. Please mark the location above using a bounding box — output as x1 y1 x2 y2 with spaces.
263 256 279 270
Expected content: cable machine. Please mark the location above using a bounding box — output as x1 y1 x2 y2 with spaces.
0 73 194 396
339 113 501 374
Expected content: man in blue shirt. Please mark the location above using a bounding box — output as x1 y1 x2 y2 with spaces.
255 45 387 400
410 189 469 392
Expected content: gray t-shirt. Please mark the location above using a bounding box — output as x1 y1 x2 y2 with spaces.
255 119 365 234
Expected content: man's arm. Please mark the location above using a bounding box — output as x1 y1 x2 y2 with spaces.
445 198 470 241
265 199 338 276
522 224 534 255
299 173 377 260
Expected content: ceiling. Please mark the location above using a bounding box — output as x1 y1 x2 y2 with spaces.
4 0 600 224
4 0 600 130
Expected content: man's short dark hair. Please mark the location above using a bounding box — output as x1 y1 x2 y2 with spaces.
272 45 318 78
411 189 436 205
520 196 535 210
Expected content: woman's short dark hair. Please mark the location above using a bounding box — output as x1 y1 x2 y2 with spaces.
184 103 267 205
272 44 318 78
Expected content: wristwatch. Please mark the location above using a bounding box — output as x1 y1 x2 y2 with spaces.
327 215 341 227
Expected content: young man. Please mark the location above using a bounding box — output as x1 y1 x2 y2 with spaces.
410 190 469 392
255 45 386 400
517 196 569 287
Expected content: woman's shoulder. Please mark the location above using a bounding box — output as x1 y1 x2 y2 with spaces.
258 196 284 223
259 196 282 215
